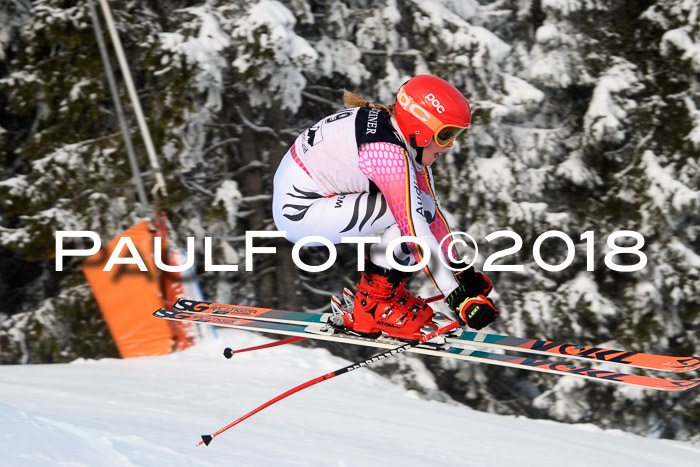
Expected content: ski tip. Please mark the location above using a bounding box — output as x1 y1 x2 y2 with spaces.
223 347 234 359
201 434 213 446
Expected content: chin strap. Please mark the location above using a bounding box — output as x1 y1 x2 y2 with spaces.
409 135 425 165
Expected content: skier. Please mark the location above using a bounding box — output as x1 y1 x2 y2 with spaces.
272 75 497 340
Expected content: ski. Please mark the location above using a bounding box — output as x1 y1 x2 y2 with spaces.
172 298 328 325
154 309 700 392
170 299 700 373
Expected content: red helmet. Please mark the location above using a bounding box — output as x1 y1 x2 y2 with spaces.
395 75 471 147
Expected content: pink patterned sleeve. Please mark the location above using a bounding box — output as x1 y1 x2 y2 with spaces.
357 142 425 242
358 142 459 296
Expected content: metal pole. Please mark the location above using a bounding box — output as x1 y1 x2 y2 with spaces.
96 0 168 197
87 0 151 213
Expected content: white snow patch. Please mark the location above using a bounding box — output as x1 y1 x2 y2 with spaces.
541 0 585 15
555 151 600 188
501 74 545 114
1 331 700 466
641 150 699 213
68 78 92 102
212 180 242 230
528 20 591 88
559 273 616 318
584 61 639 145
232 0 317 111
682 95 700 148
314 37 370 85
660 28 700 72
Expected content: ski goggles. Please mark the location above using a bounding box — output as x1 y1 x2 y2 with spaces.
434 124 467 146
397 85 469 147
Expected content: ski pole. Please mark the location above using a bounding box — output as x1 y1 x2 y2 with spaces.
198 320 459 447
223 337 305 358
425 293 444 303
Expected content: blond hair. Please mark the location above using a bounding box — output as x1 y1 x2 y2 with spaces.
343 89 395 115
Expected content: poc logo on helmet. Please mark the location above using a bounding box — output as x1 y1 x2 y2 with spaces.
425 93 445 113
397 87 432 122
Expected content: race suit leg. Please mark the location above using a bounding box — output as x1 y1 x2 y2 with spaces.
272 150 396 244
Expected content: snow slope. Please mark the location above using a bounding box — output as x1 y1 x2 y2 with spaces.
2 329 698 467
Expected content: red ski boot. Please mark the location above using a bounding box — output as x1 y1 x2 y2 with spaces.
349 264 435 340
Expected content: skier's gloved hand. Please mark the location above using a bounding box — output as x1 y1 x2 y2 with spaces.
452 265 493 297
446 285 498 330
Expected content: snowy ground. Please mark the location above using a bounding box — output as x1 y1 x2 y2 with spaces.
2 329 699 467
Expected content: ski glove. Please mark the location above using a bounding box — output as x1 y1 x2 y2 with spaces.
446 285 498 330
452 265 493 297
